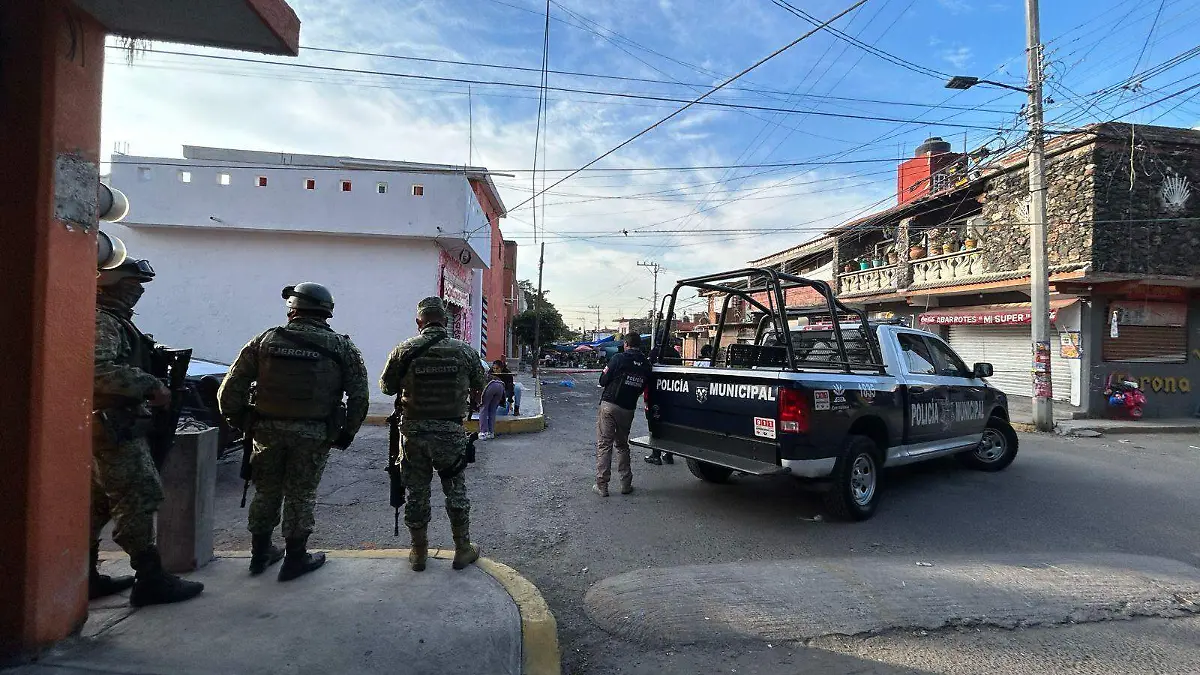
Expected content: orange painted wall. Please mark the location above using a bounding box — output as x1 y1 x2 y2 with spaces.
470 180 514 362
1 0 105 657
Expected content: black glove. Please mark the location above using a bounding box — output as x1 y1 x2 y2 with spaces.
333 430 355 449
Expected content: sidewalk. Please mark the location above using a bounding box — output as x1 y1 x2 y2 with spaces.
1005 395 1200 435
364 371 545 434
8 551 558 675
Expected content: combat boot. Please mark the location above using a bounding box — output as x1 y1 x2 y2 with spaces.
278 536 326 582
408 527 429 572
88 542 134 600
451 525 480 570
129 547 204 607
249 533 285 575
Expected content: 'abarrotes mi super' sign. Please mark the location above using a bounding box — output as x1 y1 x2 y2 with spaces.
657 378 777 402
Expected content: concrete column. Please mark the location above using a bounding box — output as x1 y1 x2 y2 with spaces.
157 429 218 573
0 0 106 658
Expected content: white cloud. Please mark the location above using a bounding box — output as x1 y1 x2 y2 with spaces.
940 46 973 71
99 0 907 316
936 0 973 13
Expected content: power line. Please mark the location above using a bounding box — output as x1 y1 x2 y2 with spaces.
772 0 949 80
507 0 871 212
106 46 1016 130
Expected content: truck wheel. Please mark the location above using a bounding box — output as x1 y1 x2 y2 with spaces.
686 458 734 484
957 417 1019 472
823 435 881 521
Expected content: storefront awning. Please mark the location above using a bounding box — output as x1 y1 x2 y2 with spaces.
918 298 1078 327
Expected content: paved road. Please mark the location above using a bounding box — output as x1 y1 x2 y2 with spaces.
210 376 1200 674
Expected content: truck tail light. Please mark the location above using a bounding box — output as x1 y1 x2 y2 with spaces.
778 387 809 434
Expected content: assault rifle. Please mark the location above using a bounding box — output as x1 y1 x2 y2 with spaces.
386 411 404 536
239 386 257 508
148 346 192 470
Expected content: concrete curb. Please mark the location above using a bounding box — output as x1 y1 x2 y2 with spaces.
362 413 547 434
98 549 561 675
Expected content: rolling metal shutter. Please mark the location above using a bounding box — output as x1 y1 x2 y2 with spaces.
1101 326 1188 363
948 325 1072 401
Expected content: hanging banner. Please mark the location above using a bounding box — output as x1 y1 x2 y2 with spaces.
1109 301 1187 327
442 268 470 308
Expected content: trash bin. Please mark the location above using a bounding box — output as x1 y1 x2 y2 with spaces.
156 427 217 573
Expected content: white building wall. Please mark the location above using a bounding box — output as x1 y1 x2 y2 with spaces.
110 155 491 268
106 222 442 404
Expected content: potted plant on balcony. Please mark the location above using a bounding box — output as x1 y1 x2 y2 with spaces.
963 226 980 250
858 257 872 271
942 234 961 256
909 235 927 260
843 259 856 273
886 245 899 266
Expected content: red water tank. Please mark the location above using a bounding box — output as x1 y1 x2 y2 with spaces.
897 137 960 205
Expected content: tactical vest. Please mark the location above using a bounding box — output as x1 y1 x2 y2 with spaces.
95 308 156 410
255 327 344 420
403 340 471 420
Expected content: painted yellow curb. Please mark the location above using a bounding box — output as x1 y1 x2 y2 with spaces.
477 557 562 675
98 549 561 675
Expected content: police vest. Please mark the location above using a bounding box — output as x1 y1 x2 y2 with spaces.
403 341 471 420
255 327 344 420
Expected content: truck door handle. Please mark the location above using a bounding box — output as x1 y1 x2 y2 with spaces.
909 386 925 394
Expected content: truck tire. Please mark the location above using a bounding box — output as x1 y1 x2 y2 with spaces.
686 458 734 484
823 435 881 521
957 417 1019 472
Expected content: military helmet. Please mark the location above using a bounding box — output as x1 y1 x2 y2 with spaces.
283 282 335 317
97 258 155 287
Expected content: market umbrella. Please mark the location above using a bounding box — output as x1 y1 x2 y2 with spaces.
573 345 594 352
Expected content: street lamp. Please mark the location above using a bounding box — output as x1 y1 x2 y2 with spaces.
945 0 1054 432
943 75 1030 94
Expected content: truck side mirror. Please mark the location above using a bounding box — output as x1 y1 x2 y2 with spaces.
972 362 994 379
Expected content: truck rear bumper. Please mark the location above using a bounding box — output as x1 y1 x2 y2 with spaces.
781 457 835 478
629 435 791 476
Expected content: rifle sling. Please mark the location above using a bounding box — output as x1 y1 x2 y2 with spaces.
393 333 449 382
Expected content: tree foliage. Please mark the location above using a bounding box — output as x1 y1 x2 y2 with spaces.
512 306 570 347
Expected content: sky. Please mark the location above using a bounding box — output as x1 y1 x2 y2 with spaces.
100 0 1200 331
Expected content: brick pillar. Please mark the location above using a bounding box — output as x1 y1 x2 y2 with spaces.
0 0 106 658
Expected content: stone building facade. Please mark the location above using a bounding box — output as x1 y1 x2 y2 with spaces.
693 123 1200 418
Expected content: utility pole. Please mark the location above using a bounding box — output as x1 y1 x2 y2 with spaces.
532 242 545 380
1025 0 1054 431
587 304 601 336
638 261 662 350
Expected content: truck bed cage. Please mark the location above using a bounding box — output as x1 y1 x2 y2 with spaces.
658 267 886 374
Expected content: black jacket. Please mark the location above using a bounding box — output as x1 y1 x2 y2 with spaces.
599 348 651 410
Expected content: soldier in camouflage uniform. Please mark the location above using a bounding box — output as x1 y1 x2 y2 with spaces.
93 259 205 606
380 297 486 572
218 282 369 581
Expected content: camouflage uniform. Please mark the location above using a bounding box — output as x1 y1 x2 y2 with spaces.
379 320 485 544
92 300 164 557
219 317 370 541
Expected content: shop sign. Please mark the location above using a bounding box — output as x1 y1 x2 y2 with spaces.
1109 301 1186 327
919 306 1060 326
442 267 470 308
1115 283 1189 303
